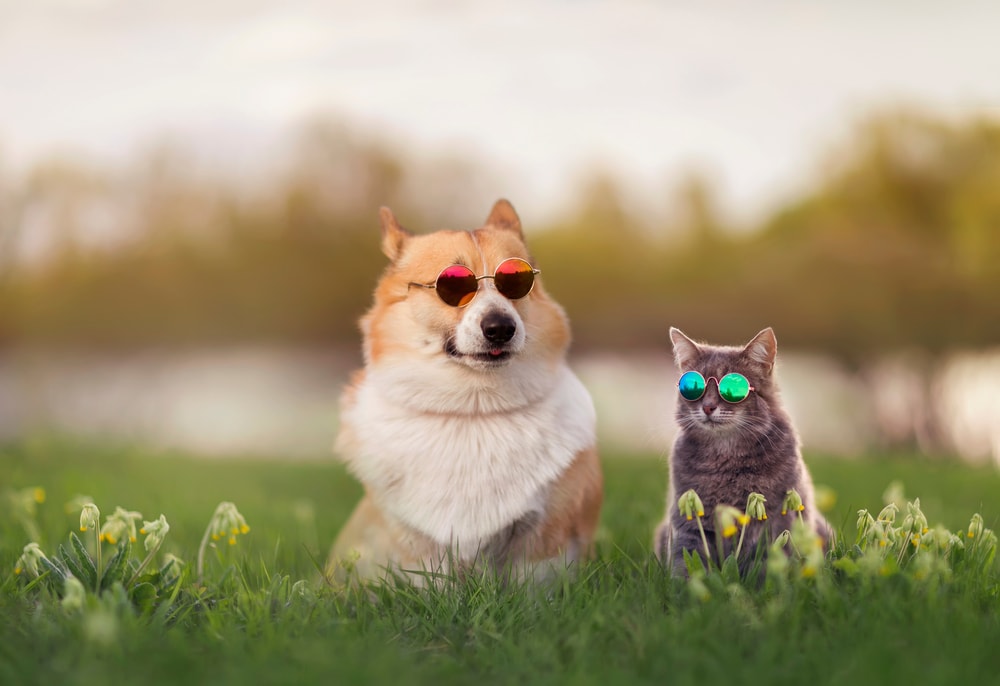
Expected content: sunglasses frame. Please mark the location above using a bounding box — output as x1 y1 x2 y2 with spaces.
677 370 756 404
407 257 540 307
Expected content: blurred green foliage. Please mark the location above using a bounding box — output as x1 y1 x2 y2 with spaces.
1 110 998 361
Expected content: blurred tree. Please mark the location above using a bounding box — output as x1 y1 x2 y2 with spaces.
675 172 722 249
751 110 1000 359
0 109 997 359
531 172 667 348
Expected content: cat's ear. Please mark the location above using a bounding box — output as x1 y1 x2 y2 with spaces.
743 327 777 373
670 327 702 370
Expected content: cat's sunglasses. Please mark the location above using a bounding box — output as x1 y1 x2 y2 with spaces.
677 371 756 404
407 258 540 307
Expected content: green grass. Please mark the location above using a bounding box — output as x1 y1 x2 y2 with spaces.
2 437 999 686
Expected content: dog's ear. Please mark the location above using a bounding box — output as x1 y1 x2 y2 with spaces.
669 327 702 370
379 206 412 262
484 199 523 238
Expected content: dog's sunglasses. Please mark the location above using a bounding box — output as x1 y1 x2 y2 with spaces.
677 371 755 404
408 258 540 307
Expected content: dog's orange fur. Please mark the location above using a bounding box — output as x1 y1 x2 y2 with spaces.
326 200 603 583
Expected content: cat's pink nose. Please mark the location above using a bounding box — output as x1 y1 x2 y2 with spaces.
702 404 717 416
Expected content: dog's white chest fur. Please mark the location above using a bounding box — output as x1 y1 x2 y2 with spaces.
339 362 595 553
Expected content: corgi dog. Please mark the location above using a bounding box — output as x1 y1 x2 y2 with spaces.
326 200 603 583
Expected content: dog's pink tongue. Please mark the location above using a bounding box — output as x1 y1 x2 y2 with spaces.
489 348 504 357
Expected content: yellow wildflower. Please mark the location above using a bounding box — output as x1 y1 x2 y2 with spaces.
79 503 100 532
745 493 767 522
967 513 984 539
782 489 804 517
714 505 742 539
140 514 170 552
677 490 705 522
14 542 47 577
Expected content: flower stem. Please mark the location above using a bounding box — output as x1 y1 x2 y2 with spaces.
735 524 748 560
695 516 712 567
127 540 163 586
94 521 103 592
196 523 212 584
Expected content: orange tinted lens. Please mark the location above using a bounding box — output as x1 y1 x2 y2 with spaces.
493 258 535 300
435 265 478 306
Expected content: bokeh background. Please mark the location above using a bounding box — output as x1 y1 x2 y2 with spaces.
1 1 999 465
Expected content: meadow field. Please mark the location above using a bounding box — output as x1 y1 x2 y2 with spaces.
4 7 1000 685
2 438 998 686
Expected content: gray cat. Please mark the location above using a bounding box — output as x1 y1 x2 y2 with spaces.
654 327 832 575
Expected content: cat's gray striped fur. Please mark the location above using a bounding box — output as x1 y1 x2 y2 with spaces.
655 327 832 575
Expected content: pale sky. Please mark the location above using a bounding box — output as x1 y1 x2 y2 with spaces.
2 0 999 223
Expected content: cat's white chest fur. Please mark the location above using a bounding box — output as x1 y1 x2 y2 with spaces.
339 363 596 554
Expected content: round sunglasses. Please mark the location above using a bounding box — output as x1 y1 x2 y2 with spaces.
407 257 540 307
677 371 756 404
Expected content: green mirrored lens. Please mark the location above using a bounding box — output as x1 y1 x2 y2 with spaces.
718 373 751 403
678 371 706 401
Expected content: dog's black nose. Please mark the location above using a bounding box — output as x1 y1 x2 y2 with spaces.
482 312 516 344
